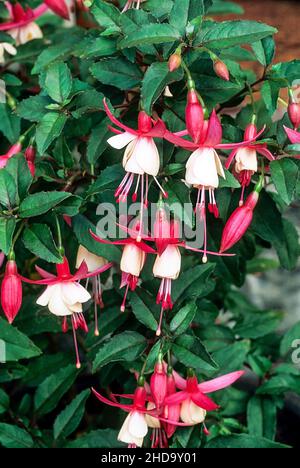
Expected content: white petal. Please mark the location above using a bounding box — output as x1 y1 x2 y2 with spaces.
61 282 91 305
117 413 144 447
185 148 219 188
128 411 148 438
235 147 258 173
3 42 17 56
180 399 206 425
107 132 136 149
76 245 108 272
153 245 181 280
135 137 160 176
36 285 55 307
214 150 225 179
68 302 83 313
48 284 73 316
19 23 43 45
120 244 145 277
145 402 161 429
123 139 144 175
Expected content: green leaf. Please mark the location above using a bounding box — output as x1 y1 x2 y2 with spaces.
280 321 300 357
22 224 62 263
91 58 142 90
170 0 212 35
5 154 33 202
247 396 277 440
212 340 250 373
36 112 67 154
72 214 121 263
270 158 299 205
208 1 243 15
172 264 215 303
252 36 275 67
0 217 16 255
92 331 147 372
66 429 122 448
53 389 90 439
141 62 183 114
170 302 197 335
16 95 50 122
34 365 80 416
0 389 9 415
271 60 300 85
173 334 219 371
54 195 83 217
0 423 33 448
91 0 121 33
19 191 72 218
130 290 158 331
0 104 20 143
43 62 72 103
206 434 289 448
119 24 181 49
195 21 277 49
87 118 111 164
0 317 41 361
0 170 17 208
86 163 124 198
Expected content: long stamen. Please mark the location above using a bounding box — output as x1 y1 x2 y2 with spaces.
154 176 168 198
156 306 164 336
115 172 130 197
132 174 141 202
121 283 130 312
137 174 144 242
144 174 149 207
200 186 208 264
71 316 81 369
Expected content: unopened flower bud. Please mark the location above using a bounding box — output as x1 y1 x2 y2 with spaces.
186 89 204 144
213 60 230 81
168 53 181 72
1 260 23 323
150 361 168 411
288 102 300 130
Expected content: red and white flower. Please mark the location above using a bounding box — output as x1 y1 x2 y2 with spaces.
225 122 274 204
22 256 113 367
90 221 155 312
76 245 108 336
104 99 167 206
1 258 22 324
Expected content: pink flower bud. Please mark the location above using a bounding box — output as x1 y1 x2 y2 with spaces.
186 89 204 144
1 260 23 323
24 146 36 177
288 102 300 130
168 54 181 72
220 191 259 253
138 111 152 133
44 0 70 19
213 60 230 81
150 362 168 410
244 123 257 140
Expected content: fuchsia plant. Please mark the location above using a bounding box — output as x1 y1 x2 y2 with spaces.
0 0 300 451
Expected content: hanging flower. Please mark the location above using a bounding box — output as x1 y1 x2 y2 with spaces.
21 256 113 368
103 99 167 206
164 97 264 260
24 145 36 177
165 369 244 427
90 221 156 312
1 258 22 324
225 122 274 204
0 142 22 169
76 245 108 336
0 41 17 63
4 3 43 45
284 124 300 149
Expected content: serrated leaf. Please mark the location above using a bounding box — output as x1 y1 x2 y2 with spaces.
92 331 147 372
5 154 33 202
0 423 33 448
0 217 16 255
54 389 90 439
19 191 72 218
22 224 62 263
34 365 80 416
119 24 181 49
130 291 158 331
36 112 67 154
270 158 299 205
43 62 72 103
173 334 219 371
170 302 197 335
0 170 17 208
0 317 41 361
87 118 111 164
16 95 50 122
142 62 183 114
91 58 142 90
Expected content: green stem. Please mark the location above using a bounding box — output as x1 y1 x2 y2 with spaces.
54 214 64 256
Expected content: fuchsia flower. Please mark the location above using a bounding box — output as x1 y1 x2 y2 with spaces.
76 245 108 336
213 60 230 82
1 259 22 324
284 124 300 148
24 145 36 177
165 369 244 426
220 188 260 253
0 142 22 169
22 256 113 368
225 122 274 204
104 99 167 205
165 98 265 260
90 220 156 312
0 2 69 43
